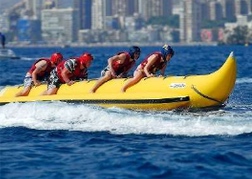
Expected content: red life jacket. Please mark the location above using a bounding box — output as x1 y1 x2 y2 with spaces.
28 58 53 79
112 52 135 75
56 58 87 83
140 52 166 74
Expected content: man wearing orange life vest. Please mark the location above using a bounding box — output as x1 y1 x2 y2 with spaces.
42 53 94 95
122 44 174 92
90 46 141 93
15 52 63 97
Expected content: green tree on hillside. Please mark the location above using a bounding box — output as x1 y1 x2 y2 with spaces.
226 26 249 45
147 15 179 28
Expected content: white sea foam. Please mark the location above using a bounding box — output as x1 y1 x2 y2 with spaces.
20 57 38 61
0 101 251 136
236 77 252 84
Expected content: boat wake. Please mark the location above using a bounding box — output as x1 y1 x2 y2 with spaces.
236 77 252 84
0 101 251 136
19 57 37 61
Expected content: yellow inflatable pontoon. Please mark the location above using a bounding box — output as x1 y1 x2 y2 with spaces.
0 52 236 111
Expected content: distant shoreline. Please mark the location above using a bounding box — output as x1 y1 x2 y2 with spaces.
6 41 219 48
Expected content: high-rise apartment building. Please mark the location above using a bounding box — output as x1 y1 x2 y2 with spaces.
235 0 252 15
41 8 79 42
209 1 223 20
138 0 173 20
73 0 92 29
25 0 59 18
200 1 210 21
219 0 235 21
111 0 137 16
107 0 138 29
91 0 106 30
25 0 43 18
180 0 201 43
17 18 41 42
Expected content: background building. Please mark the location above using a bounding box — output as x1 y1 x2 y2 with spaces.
41 8 79 43
74 0 92 29
17 18 41 42
180 0 201 43
0 0 252 45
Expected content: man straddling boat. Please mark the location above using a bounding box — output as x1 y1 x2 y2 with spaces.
90 46 141 93
42 53 94 95
15 52 64 97
0 32 6 48
121 44 174 92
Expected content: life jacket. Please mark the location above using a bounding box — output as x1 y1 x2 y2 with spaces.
112 52 135 75
140 52 166 74
56 58 87 83
28 58 53 80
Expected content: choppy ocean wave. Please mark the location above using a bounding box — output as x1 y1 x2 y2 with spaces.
236 77 252 84
19 57 36 61
1 101 251 136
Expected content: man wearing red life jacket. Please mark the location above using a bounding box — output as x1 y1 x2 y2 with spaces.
42 53 93 95
122 44 174 92
15 52 63 97
90 46 141 93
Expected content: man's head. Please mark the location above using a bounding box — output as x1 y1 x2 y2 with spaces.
51 52 63 65
161 44 174 61
128 46 141 60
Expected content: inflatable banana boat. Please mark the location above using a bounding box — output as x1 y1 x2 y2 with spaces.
0 52 236 111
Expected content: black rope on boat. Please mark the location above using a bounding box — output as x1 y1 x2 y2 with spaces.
143 76 151 80
191 85 224 105
87 79 97 83
124 77 131 81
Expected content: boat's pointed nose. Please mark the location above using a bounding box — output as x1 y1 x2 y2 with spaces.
229 51 234 58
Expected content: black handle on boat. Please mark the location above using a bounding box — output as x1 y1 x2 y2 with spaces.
191 85 224 105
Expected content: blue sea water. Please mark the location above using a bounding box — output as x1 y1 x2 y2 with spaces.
0 45 252 179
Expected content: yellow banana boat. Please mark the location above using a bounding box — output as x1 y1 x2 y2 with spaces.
0 52 236 110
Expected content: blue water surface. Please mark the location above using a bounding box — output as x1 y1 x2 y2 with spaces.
0 45 252 179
